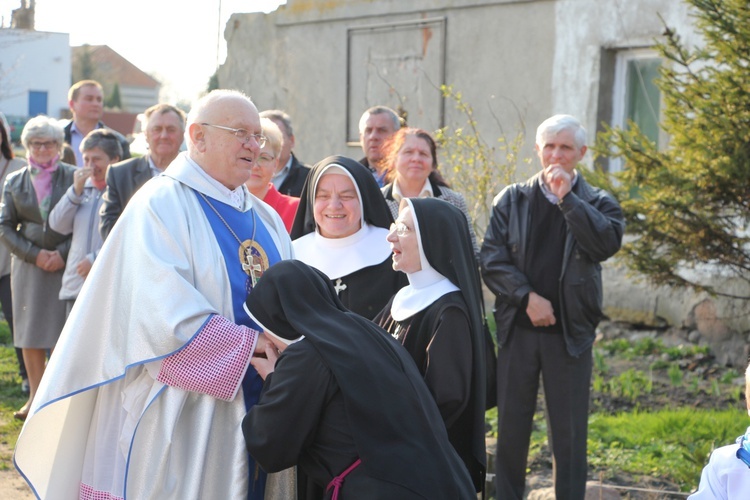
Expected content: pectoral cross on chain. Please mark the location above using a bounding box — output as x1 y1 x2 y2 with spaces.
242 261 263 288
334 278 347 296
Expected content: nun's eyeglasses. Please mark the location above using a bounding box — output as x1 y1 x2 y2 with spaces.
390 222 411 237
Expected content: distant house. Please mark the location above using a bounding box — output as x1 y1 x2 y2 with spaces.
0 28 70 120
72 45 160 114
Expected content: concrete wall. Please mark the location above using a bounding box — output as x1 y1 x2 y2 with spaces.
0 29 70 119
220 0 554 168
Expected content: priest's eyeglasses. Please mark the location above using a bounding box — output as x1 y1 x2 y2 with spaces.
390 222 412 237
201 123 267 148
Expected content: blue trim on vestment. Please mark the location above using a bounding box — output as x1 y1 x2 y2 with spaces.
123 384 168 498
195 191 282 500
15 313 215 500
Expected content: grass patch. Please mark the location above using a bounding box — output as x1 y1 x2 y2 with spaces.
0 341 27 471
597 337 710 360
487 403 741 492
586 408 739 491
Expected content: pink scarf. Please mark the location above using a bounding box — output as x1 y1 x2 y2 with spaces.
92 178 107 191
28 154 60 220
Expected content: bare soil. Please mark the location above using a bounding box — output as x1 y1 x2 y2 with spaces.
0 443 33 499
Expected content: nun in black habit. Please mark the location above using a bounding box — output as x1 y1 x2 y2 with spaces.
375 197 488 493
242 260 476 500
290 155 407 320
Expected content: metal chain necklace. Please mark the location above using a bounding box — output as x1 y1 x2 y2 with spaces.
198 191 264 291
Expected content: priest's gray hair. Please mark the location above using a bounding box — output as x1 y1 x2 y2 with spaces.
185 89 256 144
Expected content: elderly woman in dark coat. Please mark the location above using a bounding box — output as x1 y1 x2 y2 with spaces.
0 116 75 420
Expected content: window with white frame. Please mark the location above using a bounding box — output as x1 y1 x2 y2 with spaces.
609 49 662 172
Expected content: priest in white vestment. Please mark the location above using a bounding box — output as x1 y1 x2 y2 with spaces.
14 90 293 500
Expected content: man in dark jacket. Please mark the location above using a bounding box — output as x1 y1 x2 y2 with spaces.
259 110 310 197
358 105 400 187
63 80 130 167
99 103 185 240
480 114 624 500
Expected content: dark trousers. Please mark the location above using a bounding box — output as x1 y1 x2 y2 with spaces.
0 273 26 378
495 324 592 500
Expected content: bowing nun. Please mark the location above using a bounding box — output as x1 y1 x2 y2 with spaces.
243 260 476 500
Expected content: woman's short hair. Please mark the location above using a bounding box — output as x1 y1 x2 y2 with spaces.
21 115 65 151
81 129 123 161
260 117 283 158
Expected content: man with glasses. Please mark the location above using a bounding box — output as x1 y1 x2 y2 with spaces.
63 80 130 167
99 103 186 239
15 90 293 500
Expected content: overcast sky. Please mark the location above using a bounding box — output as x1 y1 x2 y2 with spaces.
0 0 285 104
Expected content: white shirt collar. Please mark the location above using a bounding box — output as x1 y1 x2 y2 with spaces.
147 155 163 178
392 178 433 203
271 155 293 188
185 155 246 209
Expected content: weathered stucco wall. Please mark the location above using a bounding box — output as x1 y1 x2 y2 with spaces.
220 0 700 172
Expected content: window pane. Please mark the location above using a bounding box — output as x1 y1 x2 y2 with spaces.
626 59 661 147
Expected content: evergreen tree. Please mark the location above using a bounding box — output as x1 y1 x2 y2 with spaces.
591 0 750 299
74 45 97 84
105 83 122 109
